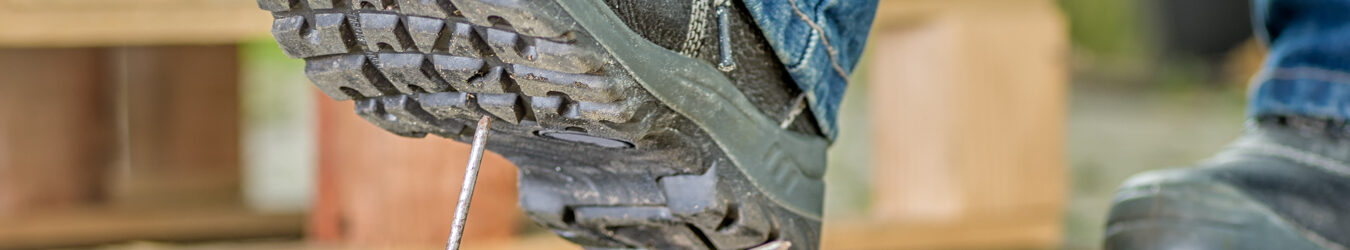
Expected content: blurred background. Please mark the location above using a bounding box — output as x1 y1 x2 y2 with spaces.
0 0 1261 249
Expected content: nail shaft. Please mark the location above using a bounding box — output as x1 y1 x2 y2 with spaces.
445 115 493 250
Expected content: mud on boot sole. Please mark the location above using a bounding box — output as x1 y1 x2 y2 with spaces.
258 0 829 248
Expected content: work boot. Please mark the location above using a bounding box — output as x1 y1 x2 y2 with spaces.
256 0 828 248
1105 115 1350 249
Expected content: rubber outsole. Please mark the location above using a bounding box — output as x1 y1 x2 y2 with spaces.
258 0 827 248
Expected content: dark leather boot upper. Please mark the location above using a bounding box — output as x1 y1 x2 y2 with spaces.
602 0 821 135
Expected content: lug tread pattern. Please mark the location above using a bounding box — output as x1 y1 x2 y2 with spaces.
265 0 646 142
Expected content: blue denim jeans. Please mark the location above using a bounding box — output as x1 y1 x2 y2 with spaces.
741 0 877 140
1249 0 1350 122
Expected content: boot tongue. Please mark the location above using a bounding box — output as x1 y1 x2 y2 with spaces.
601 0 700 57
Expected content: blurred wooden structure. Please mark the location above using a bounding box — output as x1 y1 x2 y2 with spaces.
821 0 1068 249
0 48 111 218
0 46 306 249
0 1 290 248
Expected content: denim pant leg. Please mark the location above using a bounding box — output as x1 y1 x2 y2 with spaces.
1249 0 1350 122
740 0 877 140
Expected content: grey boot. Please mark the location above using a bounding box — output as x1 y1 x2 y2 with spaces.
1105 116 1350 250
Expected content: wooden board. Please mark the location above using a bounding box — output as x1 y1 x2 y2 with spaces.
824 212 1061 249
0 48 111 217
0 0 272 47
109 45 243 209
0 208 303 249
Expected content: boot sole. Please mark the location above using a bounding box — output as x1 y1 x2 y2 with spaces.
257 0 828 248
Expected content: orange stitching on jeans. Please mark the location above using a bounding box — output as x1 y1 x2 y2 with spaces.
786 0 850 82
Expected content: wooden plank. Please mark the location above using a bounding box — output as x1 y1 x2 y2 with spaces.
312 91 521 247
0 0 271 47
84 233 580 250
823 212 1060 249
109 45 243 210
0 48 111 217
861 0 1067 248
0 208 303 249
